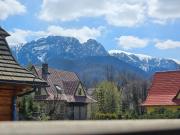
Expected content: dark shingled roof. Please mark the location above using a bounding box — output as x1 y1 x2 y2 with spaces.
34 67 96 103
0 27 46 86
0 27 10 37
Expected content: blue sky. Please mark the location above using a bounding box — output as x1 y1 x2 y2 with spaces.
0 0 180 61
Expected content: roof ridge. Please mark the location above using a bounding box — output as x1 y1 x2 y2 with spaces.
48 67 76 74
0 27 10 37
35 65 77 75
155 70 180 74
0 27 46 86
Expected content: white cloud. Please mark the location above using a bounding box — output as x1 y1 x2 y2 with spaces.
7 29 31 46
39 0 180 26
6 25 104 46
105 1 146 27
148 0 180 22
47 26 103 43
155 40 180 50
39 0 106 21
39 0 146 27
0 0 26 20
116 36 149 50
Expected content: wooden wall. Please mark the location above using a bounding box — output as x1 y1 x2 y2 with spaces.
73 104 87 120
0 89 14 121
66 104 88 120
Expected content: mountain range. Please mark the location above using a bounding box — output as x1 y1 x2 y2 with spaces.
109 50 180 75
12 36 108 65
11 36 180 86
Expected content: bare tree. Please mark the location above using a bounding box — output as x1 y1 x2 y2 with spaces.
39 88 65 120
105 65 114 82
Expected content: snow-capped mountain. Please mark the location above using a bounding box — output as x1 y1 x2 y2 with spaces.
11 36 180 79
11 37 147 87
109 50 180 73
12 36 108 65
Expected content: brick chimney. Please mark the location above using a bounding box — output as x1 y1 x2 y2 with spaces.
42 63 49 80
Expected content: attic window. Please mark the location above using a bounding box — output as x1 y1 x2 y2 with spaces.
78 88 82 95
75 84 85 96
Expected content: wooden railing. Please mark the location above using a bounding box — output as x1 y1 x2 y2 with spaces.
0 120 180 135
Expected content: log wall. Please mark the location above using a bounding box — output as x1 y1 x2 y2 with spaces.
0 89 14 121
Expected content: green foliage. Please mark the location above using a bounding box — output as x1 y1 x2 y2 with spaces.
94 112 118 120
122 110 139 119
141 107 180 119
92 81 122 118
19 95 49 120
91 79 179 120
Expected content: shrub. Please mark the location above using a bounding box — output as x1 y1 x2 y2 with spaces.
94 112 118 120
141 107 180 119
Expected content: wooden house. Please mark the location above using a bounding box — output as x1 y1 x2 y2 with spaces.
0 27 47 121
142 70 180 113
30 64 96 120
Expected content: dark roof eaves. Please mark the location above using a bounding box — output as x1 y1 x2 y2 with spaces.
0 79 47 86
155 70 180 74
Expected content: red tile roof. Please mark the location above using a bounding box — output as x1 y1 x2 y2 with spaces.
142 70 180 106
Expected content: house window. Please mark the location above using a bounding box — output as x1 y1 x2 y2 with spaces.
35 88 47 96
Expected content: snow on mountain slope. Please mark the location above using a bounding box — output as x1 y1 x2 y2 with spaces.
11 36 180 76
171 59 180 65
109 50 152 60
12 36 108 65
109 50 180 72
